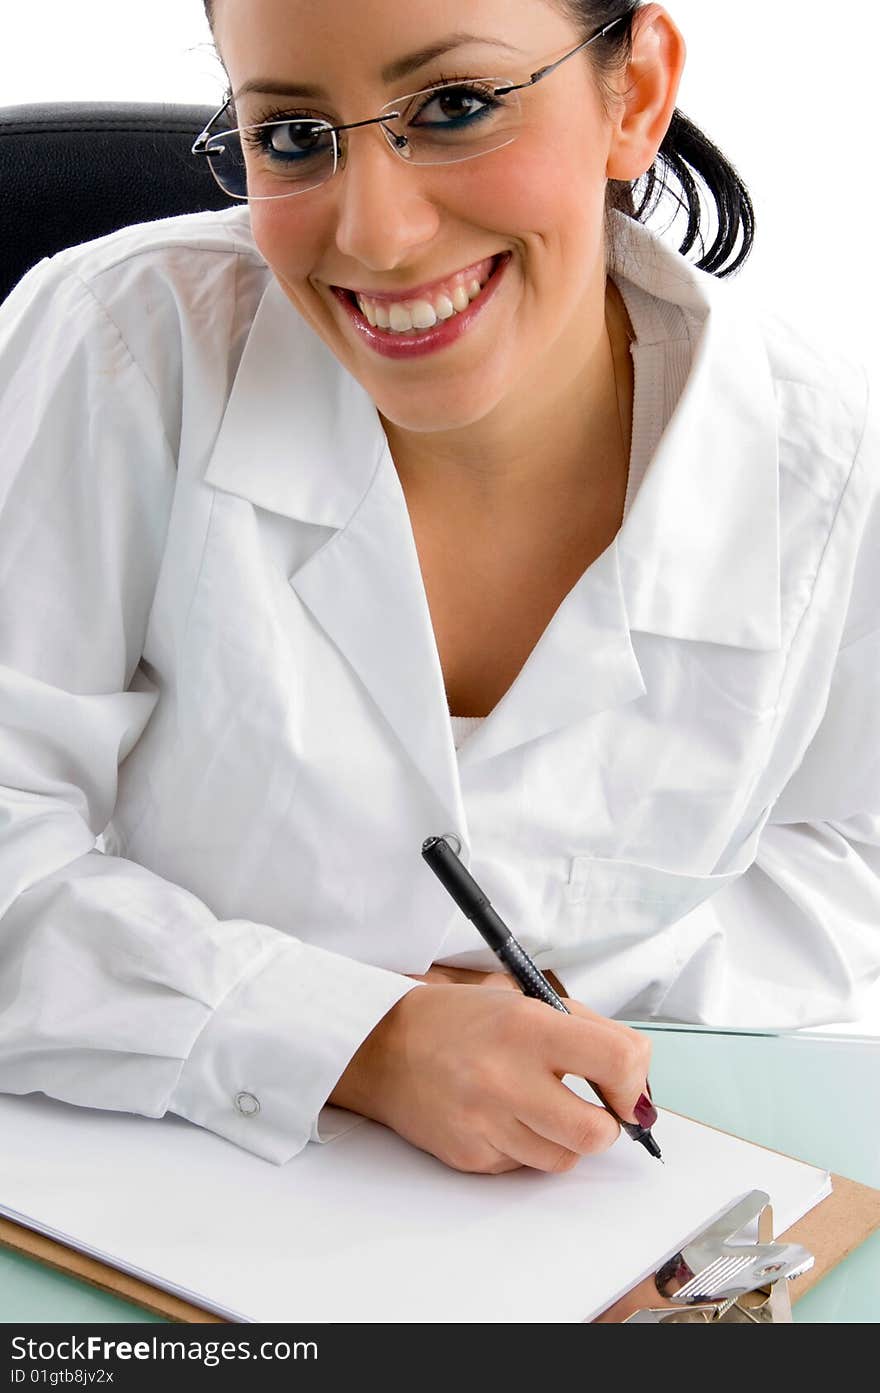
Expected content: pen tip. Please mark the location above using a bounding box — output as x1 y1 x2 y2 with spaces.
641 1133 663 1162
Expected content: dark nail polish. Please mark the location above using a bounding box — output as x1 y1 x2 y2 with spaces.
634 1092 658 1129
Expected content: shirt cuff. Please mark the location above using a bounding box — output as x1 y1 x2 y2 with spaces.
308 1104 368 1143
167 936 424 1164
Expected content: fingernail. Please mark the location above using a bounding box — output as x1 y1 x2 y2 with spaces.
634 1092 658 1129
645 1078 653 1101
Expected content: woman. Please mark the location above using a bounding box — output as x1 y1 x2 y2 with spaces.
0 1 876 1176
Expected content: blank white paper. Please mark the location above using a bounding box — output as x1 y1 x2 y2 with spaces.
0 1081 829 1322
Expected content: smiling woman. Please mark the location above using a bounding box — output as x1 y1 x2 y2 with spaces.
0 0 877 1182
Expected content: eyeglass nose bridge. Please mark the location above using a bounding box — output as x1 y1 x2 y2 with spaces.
331 109 412 175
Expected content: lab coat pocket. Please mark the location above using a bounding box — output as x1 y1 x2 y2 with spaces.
562 803 773 946
564 856 742 945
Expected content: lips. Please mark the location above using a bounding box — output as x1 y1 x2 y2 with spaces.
331 250 511 360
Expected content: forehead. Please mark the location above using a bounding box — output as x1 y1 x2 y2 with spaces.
214 0 568 100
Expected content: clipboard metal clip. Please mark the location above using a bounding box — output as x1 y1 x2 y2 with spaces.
623 1189 815 1324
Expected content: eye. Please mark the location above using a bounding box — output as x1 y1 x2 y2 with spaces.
408 83 503 128
267 122 328 155
241 110 333 159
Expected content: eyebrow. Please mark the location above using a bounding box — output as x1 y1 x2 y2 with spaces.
232 33 523 102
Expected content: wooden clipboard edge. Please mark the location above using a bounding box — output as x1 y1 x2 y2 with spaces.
780 1171 880 1301
0 1216 221 1324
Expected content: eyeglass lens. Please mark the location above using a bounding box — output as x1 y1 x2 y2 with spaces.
203 80 523 199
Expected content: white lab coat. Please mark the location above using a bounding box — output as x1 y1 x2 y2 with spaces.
0 205 877 1165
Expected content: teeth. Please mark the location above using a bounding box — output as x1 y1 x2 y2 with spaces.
353 256 499 335
389 305 414 332
411 300 438 330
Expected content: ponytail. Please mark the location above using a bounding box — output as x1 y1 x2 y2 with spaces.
568 1 755 277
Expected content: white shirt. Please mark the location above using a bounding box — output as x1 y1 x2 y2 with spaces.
0 205 877 1166
450 715 486 748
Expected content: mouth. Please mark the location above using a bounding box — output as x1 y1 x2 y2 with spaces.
328 252 512 360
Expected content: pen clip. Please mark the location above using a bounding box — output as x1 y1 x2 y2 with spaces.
439 832 462 856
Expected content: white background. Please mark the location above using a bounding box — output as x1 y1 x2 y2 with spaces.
3 1 877 371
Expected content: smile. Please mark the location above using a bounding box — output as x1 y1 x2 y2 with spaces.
330 253 511 361
346 256 499 332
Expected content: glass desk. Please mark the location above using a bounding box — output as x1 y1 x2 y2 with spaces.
1 1027 878 1323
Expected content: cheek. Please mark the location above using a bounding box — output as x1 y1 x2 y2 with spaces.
458 134 603 241
248 202 326 283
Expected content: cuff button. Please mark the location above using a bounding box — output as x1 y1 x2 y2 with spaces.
234 1091 261 1117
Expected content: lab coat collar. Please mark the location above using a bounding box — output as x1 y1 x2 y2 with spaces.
204 284 385 528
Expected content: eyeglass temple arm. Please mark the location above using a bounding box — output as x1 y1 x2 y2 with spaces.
192 94 235 153
493 11 630 97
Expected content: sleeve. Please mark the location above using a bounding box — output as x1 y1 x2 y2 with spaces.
0 255 422 1164
652 364 880 1029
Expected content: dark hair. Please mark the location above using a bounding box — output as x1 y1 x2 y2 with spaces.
201 0 754 278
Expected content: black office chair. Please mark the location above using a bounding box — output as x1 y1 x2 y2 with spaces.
0 101 237 305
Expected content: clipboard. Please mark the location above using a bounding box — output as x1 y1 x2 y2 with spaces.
2 1130 878 1324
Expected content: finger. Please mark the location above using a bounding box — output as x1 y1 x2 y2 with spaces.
445 1143 523 1175
428 966 476 984
495 1112 617 1172
530 1002 653 1127
513 1077 622 1159
475 971 522 992
484 1150 526 1174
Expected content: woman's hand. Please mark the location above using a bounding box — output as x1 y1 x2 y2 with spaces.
329 982 652 1176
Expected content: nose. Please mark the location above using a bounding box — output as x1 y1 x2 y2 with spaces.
331 123 441 272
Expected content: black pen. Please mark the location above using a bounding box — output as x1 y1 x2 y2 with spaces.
421 834 662 1162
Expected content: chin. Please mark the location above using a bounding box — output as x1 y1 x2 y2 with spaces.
373 348 515 426
372 385 506 437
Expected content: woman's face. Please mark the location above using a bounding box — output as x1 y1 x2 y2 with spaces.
212 0 624 436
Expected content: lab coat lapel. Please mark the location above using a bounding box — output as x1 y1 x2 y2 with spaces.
204 276 381 528
203 276 466 828
290 442 468 832
608 210 782 651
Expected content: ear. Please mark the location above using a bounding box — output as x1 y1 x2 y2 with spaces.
605 3 688 182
